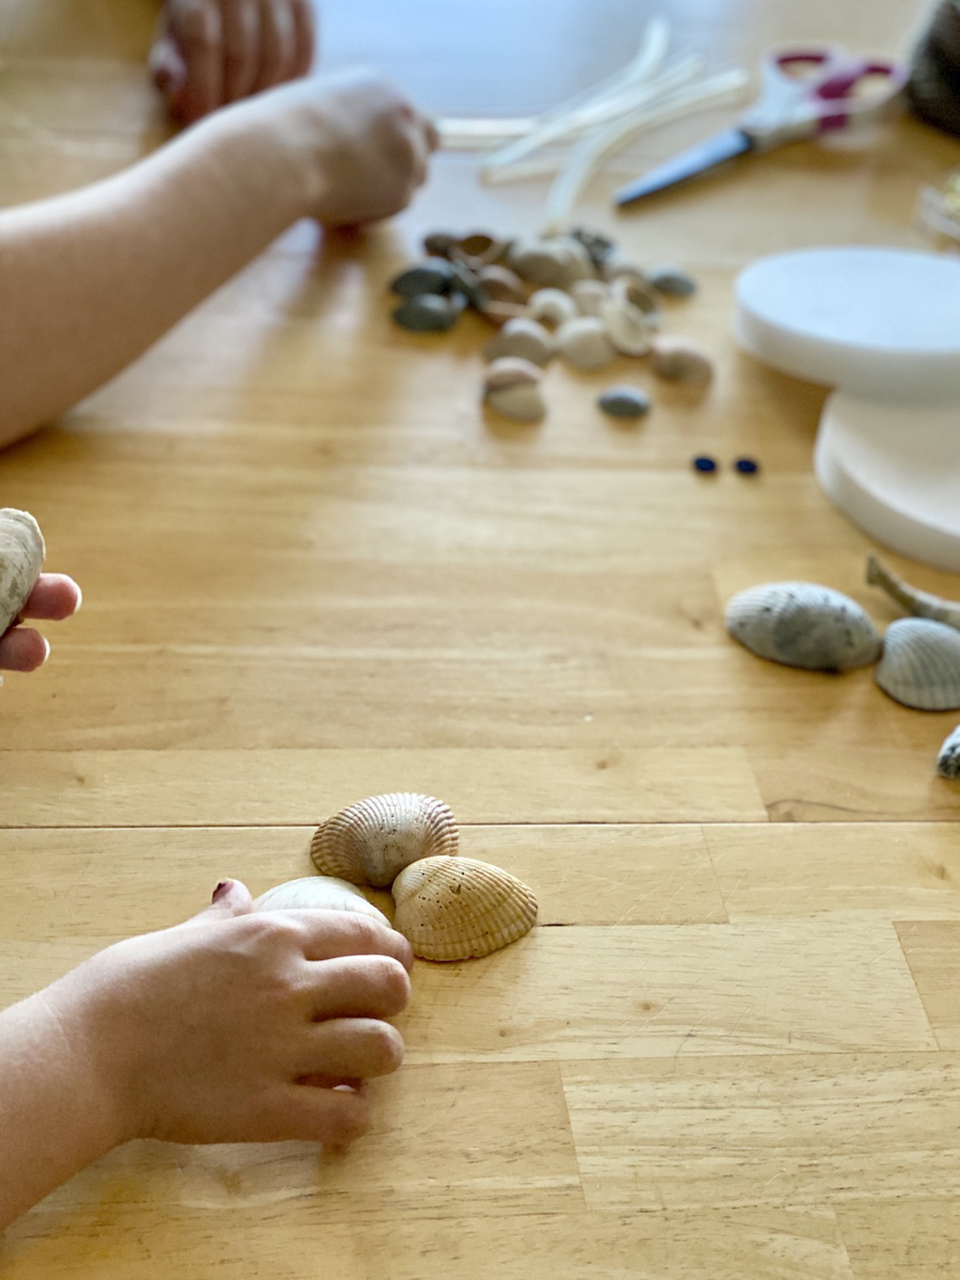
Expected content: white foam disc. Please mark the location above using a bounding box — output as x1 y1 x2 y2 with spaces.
735 247 960 402
814 391 960 570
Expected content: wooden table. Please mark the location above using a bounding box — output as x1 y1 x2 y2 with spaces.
2 1 960 1274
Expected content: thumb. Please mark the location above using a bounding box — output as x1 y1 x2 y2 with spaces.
199 878 255 918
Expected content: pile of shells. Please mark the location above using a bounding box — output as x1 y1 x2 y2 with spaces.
388 227 709 423
257 792 538 962
726 556 960 775
0 508 44 636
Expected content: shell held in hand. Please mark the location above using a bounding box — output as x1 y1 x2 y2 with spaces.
311 793 459 888
725 582 882 672
0 508 45 636
875 618 960 711
254 876 391 928
392 856 538 961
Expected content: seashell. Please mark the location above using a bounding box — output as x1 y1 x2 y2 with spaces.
478 264 527 305
451 231 507 267
609 276 661 323
867 555 960 631
311 793 459 888
725 581 882 671
448 261 487 309
477 299 531 328
601 257 652 287
569 225 617 268
648 264 698 297
506 237 595 288
422 231 458 259
556 316 617 371
390 258 456 297
392 855 538 961
570 278 609 317
875 618 960 710
599 294 655 357
527 288 579 329
253 876 391 928
545 236 596 285
937 725 960 778
598 385 651 419
649 336 713 385
482 357 547 422
392 294 460 333
483 317 555 367
0 508 45 636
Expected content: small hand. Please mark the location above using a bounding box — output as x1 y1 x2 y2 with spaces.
151 0 317 125
0 574 81 673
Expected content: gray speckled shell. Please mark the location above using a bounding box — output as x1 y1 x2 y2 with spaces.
725 581 882 672
875 618 960 711
311 792 459 887
0 508 44 636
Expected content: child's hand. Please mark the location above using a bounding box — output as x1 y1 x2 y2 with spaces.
48 880 412 1148
0 574 81 672
263 69 439 227
151 0 316 125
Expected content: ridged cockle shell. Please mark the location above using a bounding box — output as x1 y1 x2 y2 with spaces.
0 508 45 636
392 855 538 961
875 618 960 710
254 876 391 928
311 793 459 888
726 582 882 672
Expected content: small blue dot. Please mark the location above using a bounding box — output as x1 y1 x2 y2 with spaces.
693 455 717 473
735 457 759 475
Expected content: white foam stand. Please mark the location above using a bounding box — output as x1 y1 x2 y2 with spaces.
734 247 960 569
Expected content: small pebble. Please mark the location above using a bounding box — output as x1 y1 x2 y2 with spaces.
390 258 455 298
598 386 651 419
392 294 459 333
650 336 713 386
693 455 718 474
734 457 760 475
422 231 457 258
648 265 698 297
570 226 617 267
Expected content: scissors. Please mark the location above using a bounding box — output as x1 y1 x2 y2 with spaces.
614 46 908 206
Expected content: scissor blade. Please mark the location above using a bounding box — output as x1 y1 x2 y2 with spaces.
613 127 753 206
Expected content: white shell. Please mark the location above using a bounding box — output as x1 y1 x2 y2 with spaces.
556 317 616 371
527 288 579 329
570 279 609 317
0 508 44 635
483 317 555 367
506 238 588 288
254 876 391 927
726 582 882 671
392 855 538 961
875 618 960 711
311 793 459 887
937 725 960 778
599 295 655 356
650 336 713 385
482 357 547 422
609 276 661 324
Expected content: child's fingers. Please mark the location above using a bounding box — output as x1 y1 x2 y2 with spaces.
221 0 260 102
21 574 82 621
255 0 297 91
196 877 255 917
292 911 414 970
0 627 48 672
174 0 225 123
307 954 412 1022
273 1080 372 1146
289 0 316 77
298 1018 405 1081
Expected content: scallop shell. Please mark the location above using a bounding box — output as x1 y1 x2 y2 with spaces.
599 295 655 356
0 508 45 636
253 876 391 928
311 793 459 888
392 856 538 961
725 582 882 671
937 725 960 778
875 618 960 710
556 317 616 371
483 357 547 422
527 288 579 328
649 336 713 385
483 317 555 367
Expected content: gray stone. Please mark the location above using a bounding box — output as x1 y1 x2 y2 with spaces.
648 265 698 297
392 294 459 332
390 258 456 298
597 385 652 419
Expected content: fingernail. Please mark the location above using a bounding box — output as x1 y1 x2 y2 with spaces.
40 636 50 665
211 879 232 902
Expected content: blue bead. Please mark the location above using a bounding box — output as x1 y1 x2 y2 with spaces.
693 455 717 473
734 457 759 474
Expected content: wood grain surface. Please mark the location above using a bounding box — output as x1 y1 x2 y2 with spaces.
2 0 959 1275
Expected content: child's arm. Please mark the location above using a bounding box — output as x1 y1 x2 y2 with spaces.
0 879 412 1232
0 68 435 449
